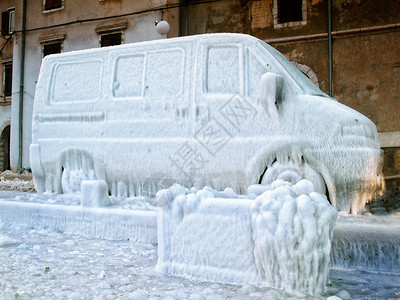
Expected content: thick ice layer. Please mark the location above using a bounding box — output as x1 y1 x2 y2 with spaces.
331 215 400 273
81 180 111 207
2 221 399 300
31 33 383 215
0 234 17 247
251 180 338 295
0 200 157 243
157 184 258 284
157 179 337 295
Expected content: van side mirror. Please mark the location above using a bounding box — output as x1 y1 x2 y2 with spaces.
259 72 284 122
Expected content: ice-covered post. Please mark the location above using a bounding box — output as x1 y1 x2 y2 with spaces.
81 180 111 207
251 180 338 295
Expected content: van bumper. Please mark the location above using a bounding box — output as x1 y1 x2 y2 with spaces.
30 144 45 193
311 146 383 214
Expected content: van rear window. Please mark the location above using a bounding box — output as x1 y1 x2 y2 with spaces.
49 60 102 104
112 49 183 99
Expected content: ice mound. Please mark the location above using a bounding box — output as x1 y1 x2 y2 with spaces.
251 179 338 295
157 184 258 284
157 179 337 295
81 180 111 207
0 234 17 247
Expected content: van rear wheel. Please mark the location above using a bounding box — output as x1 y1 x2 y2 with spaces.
61 150 96 193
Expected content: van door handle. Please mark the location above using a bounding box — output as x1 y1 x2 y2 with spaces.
175 107 189 119
195 105 210 125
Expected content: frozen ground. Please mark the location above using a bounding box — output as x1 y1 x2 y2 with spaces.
0 172 399 299
1 221 399 300
0 170 35 193
1 221 400 300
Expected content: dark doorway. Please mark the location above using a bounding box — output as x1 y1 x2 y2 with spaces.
0 125 10 171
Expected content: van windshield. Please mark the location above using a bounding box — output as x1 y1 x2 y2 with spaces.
257 40 327 97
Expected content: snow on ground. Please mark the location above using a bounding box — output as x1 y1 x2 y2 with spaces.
1 221 399 300
0 170 35 193
0 171 399 299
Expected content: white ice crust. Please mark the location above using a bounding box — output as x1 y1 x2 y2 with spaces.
157 179 337 295
0 234 17 247
81 180 111 208
31 33 384 213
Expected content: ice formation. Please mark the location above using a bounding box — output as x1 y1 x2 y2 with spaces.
0 200 157 243
157 179 337 295
251 180 337 295
81 180 111 207
31 33 383 213
3 220 399 300
0 234 17 247
330 215 400 273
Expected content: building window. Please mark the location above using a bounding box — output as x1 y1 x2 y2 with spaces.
1 8 15 36
278 0 302 23
273 0 307 28
43 42 61 57
95 22 127 48
44 0 64 12
3 62 12 98
100 33 122 47
39 34 65 57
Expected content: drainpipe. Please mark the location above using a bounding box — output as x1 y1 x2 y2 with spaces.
179 0 189 36
328 0 333 97
18 0 27 170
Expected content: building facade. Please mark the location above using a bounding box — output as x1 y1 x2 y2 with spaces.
0 0 14 171
1 0 399 187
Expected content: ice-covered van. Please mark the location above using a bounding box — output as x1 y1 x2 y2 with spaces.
31 33 383 213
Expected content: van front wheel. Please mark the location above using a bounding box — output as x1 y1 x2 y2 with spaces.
259 158 326 195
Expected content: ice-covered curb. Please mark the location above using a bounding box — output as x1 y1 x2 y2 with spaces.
157 179 337 295
0 201 157 243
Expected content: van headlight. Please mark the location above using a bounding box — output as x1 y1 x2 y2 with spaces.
341 123 376 140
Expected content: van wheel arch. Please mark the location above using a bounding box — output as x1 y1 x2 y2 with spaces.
58 149 98 194
249 146 333 201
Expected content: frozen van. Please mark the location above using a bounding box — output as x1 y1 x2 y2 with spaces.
31 33 383 213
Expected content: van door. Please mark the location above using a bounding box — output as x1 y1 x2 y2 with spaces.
105 41 193 184
191 40 247 188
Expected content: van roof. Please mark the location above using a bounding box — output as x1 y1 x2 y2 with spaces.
43 33 326 97
43 33 259 59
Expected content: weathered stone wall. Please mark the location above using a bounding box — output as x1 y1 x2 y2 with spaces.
184 0 251 35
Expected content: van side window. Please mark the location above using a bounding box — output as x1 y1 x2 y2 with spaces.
50 60 102 104
144 49 183 98
206 46 239 94
248 49 270 101
113 54 145 99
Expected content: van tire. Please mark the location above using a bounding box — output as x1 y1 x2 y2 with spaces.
259 157 326 195
60 150 96 193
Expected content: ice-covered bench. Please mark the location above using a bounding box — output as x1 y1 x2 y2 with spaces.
157 179 337 296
